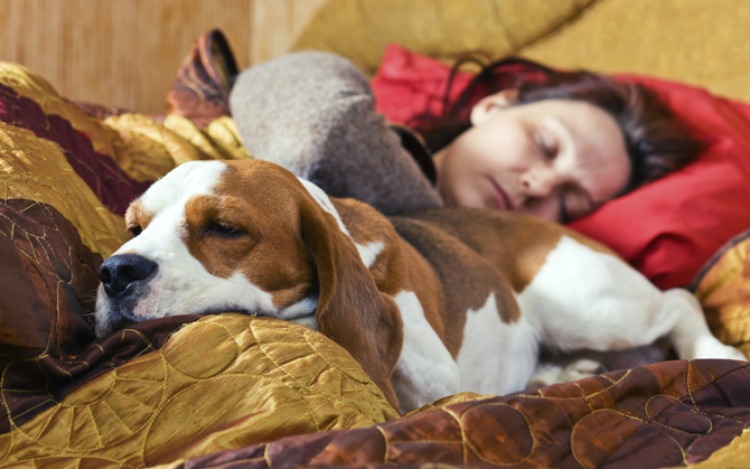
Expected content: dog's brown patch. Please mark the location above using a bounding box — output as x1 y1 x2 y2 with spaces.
182 163 315 309
402 209 601 293
124 200 154 235
333 198 447 347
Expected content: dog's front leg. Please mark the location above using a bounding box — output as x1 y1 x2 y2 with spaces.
389 291 460 413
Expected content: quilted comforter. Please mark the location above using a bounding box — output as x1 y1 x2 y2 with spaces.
2 31 750 468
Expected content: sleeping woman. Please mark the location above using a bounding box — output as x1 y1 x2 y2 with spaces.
229 51 702 222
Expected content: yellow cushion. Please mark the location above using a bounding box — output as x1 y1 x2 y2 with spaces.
522 0 750 102
296 0 750 102
293 0 597 75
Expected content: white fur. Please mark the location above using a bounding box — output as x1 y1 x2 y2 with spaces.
517 236 745 360
282 296 319 330
355 241 384 269
456 294 537 395
390 291 460 412
530 359 605 388
388 235 744 404
139 160 228 215
451 235 744 399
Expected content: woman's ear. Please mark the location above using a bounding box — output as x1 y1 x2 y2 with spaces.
469 89 519 125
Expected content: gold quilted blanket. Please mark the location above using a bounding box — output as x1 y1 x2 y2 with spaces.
1 30 750 468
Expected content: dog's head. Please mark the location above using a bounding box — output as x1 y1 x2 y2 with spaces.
95 159 402 407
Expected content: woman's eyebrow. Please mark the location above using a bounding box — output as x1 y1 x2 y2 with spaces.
545 115 574 149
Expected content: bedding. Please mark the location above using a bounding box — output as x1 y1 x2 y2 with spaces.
1 29 750 467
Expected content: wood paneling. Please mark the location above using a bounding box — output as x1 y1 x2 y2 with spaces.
0 0 326 113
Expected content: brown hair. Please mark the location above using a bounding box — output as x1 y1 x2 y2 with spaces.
411 57 704 193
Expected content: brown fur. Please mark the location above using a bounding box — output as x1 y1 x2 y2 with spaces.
401 209 615 293
183 172 314 307
124 201 153 233
389 216 519 356
332 199 448 347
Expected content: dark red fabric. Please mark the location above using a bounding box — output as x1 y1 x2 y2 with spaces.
166 28 239 127
372 44 474 127
0 83 150 216
371 44 750 289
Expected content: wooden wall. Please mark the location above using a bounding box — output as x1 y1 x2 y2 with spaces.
0 0 326 113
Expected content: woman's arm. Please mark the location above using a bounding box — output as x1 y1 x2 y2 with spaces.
229 51 442 215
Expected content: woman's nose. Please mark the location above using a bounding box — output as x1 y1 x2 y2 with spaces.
520 166 561 197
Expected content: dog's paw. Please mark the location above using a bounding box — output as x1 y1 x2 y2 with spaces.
693 337 747 361
559 359 607 382
528 359 606 389
528 363 564 388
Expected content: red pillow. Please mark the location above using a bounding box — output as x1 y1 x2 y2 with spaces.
371 44 750 289
373 44 474 125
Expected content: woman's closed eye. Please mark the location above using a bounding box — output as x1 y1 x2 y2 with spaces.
536 130 558 159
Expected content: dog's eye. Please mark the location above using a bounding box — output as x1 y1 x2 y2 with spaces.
207 221 245 237
127 225 143 237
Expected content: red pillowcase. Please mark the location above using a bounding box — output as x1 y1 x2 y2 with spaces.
372 45 474 126
371 44 750 289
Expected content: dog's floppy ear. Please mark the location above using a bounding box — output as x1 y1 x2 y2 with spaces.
299 196 403 410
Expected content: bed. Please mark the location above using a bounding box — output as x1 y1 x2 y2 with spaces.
2 1 750 467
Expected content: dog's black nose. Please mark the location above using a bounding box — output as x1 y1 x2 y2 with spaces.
99 254 158 298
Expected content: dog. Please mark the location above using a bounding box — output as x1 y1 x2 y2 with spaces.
95 159 746 412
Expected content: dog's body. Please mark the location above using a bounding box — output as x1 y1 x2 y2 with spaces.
95 160 745 411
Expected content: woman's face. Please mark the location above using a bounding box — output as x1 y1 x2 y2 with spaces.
433 93 631 223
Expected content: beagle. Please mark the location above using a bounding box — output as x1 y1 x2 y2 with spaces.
95 160 745 412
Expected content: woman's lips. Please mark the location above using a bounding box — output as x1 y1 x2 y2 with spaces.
488 178 513 210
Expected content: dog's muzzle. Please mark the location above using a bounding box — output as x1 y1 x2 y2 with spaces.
99 254 159 299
